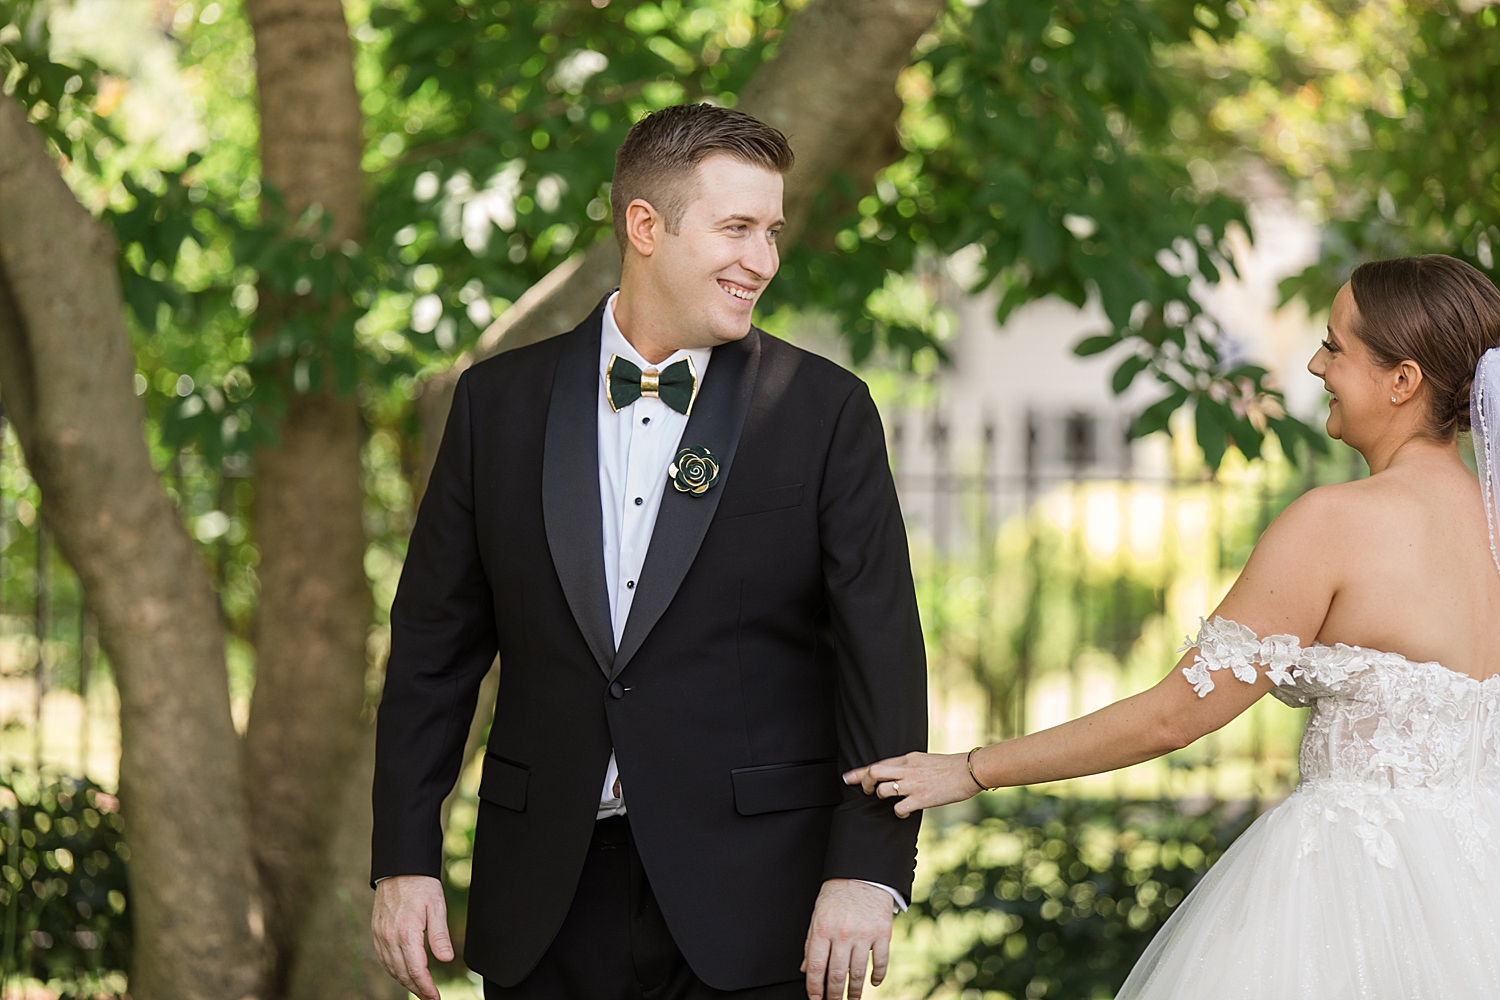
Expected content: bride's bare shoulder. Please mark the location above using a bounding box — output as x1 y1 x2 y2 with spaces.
1226 481 1363 607
1275 477 1382 524
1253 479 1387 556
1260 465 1475 557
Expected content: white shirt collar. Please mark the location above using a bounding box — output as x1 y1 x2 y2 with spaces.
598 291 714 382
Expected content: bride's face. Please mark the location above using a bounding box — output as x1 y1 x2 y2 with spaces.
1307 283 1390 444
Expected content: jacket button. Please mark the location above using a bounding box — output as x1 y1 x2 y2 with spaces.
609 681 625 699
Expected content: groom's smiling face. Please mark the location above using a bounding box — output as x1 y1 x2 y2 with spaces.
626 153 784 350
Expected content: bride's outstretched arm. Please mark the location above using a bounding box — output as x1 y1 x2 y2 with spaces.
846 486 1344 818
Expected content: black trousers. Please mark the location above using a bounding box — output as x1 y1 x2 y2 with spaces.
484 816 807 1000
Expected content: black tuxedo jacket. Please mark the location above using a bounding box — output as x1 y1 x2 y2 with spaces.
372 299 928 990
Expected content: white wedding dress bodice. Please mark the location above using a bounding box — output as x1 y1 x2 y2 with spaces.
1118 617 1500 999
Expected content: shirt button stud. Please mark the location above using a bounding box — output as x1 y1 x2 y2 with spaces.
642 416 651 425
634 497 643 506
626 580 635 589
609 681 625 699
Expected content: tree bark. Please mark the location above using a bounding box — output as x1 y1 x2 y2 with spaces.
0 96 262 1000
242 0 374 993
286 719 405 1000
734 0 939 248
413 0 947 488
413 247 616 496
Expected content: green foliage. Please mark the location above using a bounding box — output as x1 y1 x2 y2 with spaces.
915 495 1179 745
910 793 1253 1000
368 0 1315 467
5 0 393 465
5 0 1327 468
1282 4 1500 309
912 434 1337 753
109 162 387 462
1302 5 1500 301
766 0 1320 466
0 776 129 994
788 0 1245 344
364 0 782 351
1183 1 1500 312
0 0 108 169
0 1 258 465
1078 573 1164 663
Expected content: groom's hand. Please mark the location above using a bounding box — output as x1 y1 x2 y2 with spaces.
801 878 893 1000
372 874 453 1000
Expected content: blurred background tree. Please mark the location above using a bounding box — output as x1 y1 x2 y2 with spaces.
1178 0 1500 309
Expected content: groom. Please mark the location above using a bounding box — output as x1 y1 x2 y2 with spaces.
371 103 927 1000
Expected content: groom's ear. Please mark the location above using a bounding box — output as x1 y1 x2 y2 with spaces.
624 198 662 259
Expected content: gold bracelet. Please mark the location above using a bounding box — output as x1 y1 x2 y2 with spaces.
966 746 991 792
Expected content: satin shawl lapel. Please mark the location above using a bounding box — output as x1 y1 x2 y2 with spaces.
542 302 614 677
612 330 762 679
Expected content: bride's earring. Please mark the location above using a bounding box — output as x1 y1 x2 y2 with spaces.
1391 396 1398 403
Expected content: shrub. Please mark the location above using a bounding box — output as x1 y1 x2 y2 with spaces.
908 792 1254 1000
0 775 130 994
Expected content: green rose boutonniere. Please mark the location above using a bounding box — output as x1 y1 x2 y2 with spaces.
669 446 720 495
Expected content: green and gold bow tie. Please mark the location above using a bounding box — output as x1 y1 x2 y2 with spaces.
606 355 698 415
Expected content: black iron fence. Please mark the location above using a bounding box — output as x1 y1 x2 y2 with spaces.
890 406 1358 804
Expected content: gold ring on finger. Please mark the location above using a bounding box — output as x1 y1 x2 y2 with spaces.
892 781 900 795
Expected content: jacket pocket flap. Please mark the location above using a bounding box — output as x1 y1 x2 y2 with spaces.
478 754 529 812
731 758 840 816
715 483 803 521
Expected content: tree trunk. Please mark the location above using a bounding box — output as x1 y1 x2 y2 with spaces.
242 0 374 993
413 0 947 488
286 718 405 1000
734 0 938 249
0 96 262 1000
413 247 618 496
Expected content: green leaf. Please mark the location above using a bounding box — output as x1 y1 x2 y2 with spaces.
1133 387 1188 438
1269 415 1330 467
1225 411 1263 462
1110 354 1150 394
1195 399 1228 470
1023 210 1062 276
994 279 1034 326
1074 334 1119 357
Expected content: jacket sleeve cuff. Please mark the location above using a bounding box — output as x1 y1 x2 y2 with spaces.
854 879 908 913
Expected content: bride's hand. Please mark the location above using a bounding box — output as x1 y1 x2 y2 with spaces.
843 752 982 818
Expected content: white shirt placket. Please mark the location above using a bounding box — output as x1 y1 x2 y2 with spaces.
613 401 666 645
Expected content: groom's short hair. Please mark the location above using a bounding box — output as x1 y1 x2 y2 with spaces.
611 103 794 253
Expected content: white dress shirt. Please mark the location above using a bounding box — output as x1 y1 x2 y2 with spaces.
594 294 713 819
592 294 906 912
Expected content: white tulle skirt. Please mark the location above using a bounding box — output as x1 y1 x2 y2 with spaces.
1117 784 1500 999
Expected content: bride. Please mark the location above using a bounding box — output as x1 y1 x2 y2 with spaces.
848 253 1500 997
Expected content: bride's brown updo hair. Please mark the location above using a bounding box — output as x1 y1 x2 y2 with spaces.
1348 254 1500 438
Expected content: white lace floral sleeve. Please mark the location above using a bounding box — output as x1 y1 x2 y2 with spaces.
1179 616 1304 697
